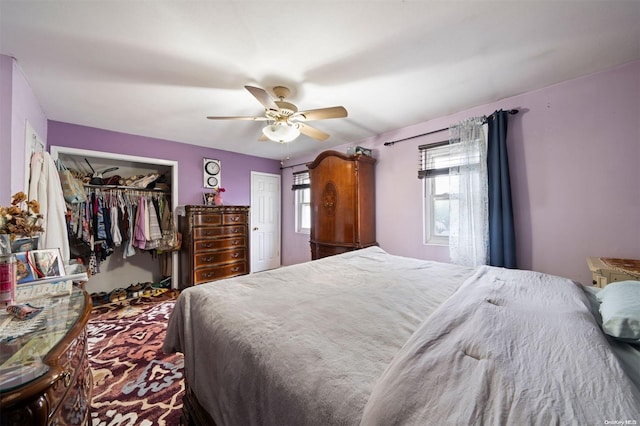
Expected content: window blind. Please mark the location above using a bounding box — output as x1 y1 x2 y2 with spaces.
291 170 310 190
418 139 481 179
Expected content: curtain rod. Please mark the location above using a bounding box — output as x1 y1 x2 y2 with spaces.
384 109 519 147
280 161 309 170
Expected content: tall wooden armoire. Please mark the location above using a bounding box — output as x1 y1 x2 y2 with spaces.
308 150 377 260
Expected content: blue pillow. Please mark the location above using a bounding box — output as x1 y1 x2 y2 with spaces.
596 280 640 343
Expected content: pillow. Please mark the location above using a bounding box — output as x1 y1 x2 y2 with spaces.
596 280 640 343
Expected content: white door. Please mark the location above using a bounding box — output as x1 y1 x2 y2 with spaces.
250 172 281 272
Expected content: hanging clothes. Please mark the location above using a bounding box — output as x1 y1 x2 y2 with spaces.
110 205 122 247
133 195 148 249
29 151 70 260
145 198 162 250
64 186 168 273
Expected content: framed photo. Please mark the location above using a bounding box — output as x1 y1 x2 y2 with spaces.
31 249 64 279
203 192 216 206
11 236 39 253
14 252 36 284
0 234 10 255
15 249 65 284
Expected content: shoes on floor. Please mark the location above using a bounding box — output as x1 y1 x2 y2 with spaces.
90 292 107 306
127 283 143 298
155 277 171 289
108 288 127 303
91 279 174 306
141 282 153 298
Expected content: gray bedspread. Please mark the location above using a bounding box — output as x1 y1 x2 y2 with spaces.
163 247 473 425
360 266 640 425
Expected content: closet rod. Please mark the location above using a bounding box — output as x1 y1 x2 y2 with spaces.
384 109 519 147
84 184 169 194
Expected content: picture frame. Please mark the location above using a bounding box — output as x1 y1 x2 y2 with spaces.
15 249 65 284
11 236 39 253
31 249 64 279
203 192 216 206
14 252 36 284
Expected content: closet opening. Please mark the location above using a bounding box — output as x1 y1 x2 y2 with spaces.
50 146 179 294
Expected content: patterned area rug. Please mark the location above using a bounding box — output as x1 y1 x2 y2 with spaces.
87 293 184 426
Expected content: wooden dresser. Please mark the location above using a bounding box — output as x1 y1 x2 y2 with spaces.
179 205 250 288
0 289 93 425
308 150 377 260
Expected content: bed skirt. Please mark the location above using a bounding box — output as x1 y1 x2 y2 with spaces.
182 383 217 426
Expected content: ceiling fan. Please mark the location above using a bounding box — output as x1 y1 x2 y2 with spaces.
207 85 348 143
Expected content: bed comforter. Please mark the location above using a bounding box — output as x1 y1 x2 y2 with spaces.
360 265 640 424
163 247 473 425
163 247 640 425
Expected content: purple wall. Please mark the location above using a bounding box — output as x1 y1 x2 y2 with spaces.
0 55 12 204
47 121 281 206
282 60 640 287
1 55 48 202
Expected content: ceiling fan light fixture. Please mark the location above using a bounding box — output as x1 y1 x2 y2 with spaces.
262 122 300 143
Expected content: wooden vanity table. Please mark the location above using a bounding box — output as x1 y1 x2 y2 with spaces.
0 289 93 425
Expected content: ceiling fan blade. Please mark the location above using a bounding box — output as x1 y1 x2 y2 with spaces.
294 106 348 121
206 116 268 121
298 123 330 141
244 85 279 110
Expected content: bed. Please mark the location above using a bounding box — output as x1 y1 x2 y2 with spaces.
163 246 640 425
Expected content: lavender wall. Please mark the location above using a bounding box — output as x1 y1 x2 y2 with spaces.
282 60 640 287
47 121 281 206
0 55 12 204
0 55 48 202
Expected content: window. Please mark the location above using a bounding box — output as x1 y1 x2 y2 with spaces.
421 142 451 245
292 171 311 234
419 140 480 245
425 173 454 245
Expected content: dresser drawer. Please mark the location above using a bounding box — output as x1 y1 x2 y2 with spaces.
222 213 247 225
48 332 91 425
194 236 246 253
194 225 246 239
45 329 87 418
194 248 246 268
193 213 223 227
194 261 247 284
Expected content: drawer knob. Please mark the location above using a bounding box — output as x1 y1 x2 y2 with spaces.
253 227 259 231
232 253 240 258
231 267 240 273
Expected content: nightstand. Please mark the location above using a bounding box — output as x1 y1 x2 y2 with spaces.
587 257 640 288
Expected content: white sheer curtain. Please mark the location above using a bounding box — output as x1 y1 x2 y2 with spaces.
448 117 488 267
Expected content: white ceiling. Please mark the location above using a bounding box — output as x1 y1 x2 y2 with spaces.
1 1 639 160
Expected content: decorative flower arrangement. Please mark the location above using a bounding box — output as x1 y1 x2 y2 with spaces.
0 192 44 239
213 187 225 206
